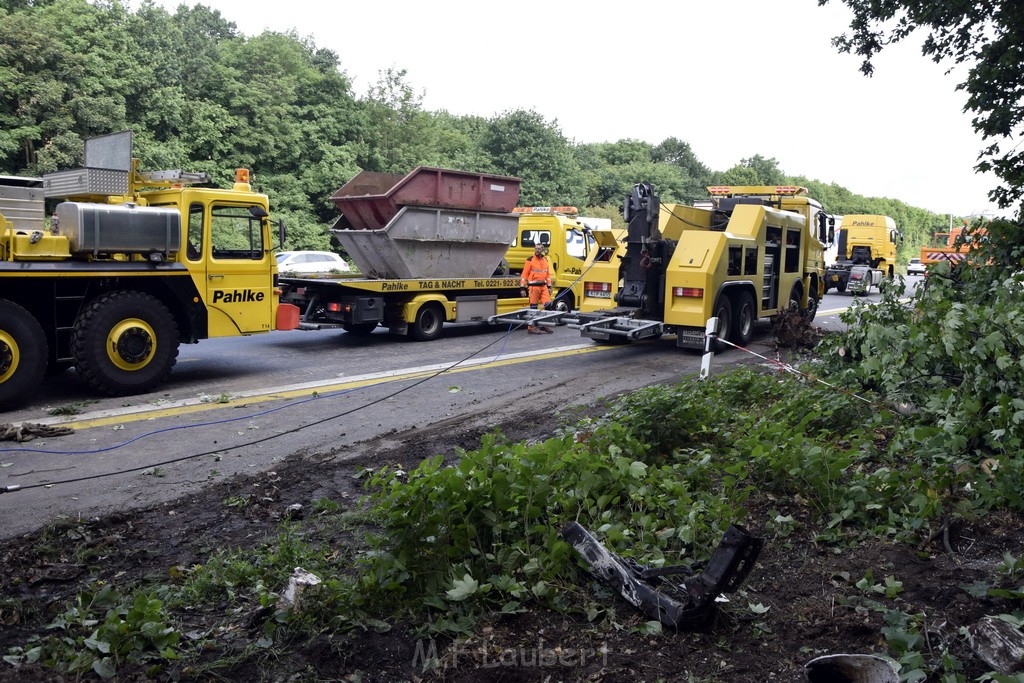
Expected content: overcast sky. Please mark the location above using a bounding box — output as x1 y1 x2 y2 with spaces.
150 0 1006 219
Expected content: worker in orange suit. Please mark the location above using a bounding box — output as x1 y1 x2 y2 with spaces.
520 243 554 334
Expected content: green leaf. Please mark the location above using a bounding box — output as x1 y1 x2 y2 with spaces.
92 657 116 679
634 620 663 635
445 574 479 602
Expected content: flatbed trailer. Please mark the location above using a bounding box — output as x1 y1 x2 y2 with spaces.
279 274 541 340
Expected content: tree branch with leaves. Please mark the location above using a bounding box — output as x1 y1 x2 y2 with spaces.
820 0 1024 215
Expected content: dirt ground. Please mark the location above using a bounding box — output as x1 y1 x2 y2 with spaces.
1 347 1021 682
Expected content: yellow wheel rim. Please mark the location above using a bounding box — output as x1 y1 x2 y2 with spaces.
0 330 19 383
106 318 157 371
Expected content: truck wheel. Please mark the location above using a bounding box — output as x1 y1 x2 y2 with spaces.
836 280 847 294
72 291 180 396
342 322 377 335
787 286 803 314
730 291 755 346
0 300 48 409
492 258 511 277
552 292 575 315
804 291 819 321
409 302 444 341
712 294 733 352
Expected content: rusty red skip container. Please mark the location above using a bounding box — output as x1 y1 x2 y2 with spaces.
330 166 522 230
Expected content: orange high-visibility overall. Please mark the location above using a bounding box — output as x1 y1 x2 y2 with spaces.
521 255 552 306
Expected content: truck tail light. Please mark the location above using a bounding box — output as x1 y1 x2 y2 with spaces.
585 282 613 298
672 287 704 298
327 302 352 313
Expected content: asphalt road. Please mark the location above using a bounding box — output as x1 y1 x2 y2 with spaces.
0 278 919 538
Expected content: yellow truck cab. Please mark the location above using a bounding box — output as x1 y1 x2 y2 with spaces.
506 207 615 312
824 214 900 293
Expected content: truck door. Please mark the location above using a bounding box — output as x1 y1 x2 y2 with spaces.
188 202 275 335
562 226 590 277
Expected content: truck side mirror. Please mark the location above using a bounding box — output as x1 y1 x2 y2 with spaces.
278 218 286 249
817 213 835 246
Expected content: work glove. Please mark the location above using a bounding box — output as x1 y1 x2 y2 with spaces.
520 288 527 297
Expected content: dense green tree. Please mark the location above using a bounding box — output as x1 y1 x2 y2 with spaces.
0 0 966 256
821 0 1024 215
652 137 711 199
481 109 585 206
711 154 786 186
358 68 441 173
573 139 699 205
0 0 137 172
428 111 494 173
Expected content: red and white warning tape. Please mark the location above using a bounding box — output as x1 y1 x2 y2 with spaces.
713 336 897 414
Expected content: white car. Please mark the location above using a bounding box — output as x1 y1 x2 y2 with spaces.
276 251 351 274
907 258 926 276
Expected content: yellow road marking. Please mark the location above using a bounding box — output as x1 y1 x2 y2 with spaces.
42 292 917 431
55 344 613 431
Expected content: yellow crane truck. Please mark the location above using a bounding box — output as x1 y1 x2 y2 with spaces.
0 131 295 409
565 184 833 349
824 214 900 294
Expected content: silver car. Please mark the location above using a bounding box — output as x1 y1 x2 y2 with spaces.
276 251 351 274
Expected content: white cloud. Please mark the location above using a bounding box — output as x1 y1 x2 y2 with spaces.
148 0 1006 217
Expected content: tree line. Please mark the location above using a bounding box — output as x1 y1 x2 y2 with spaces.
0 0 949 258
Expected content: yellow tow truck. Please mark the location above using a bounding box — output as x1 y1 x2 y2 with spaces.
565 184 833 349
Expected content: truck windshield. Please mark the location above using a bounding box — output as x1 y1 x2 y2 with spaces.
210 205 266 260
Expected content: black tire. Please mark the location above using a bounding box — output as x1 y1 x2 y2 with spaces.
551 291 574 316
804 289 819 322
836 280 847 294
492 258 511 277
72 291 180 396
787 286 803 314
409 302 444 341
342 322 377 335
0 299 48 409
712 294 733 352
730 291 756 346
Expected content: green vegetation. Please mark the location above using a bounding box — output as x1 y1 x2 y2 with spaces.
7 351 1024 679
46 400 95 416
821 221 1024 472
